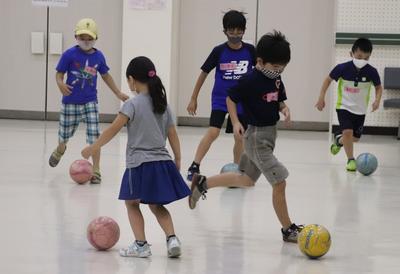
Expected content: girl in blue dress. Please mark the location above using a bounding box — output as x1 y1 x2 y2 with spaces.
82 56 190 258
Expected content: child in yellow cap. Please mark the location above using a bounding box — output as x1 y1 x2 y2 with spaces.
49 18 129 184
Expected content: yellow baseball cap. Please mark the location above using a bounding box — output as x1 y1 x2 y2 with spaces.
75 18 98 39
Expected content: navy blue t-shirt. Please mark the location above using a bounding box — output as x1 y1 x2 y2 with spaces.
228 69 287 126
56 46 110 104
201 42 256 112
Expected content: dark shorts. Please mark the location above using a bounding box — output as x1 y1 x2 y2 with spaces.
209 109 248 134
336 109 366 138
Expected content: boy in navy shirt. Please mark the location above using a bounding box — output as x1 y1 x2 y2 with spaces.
188 31 303 243
315 38 382 171
186 10 256 180
48 18 129 184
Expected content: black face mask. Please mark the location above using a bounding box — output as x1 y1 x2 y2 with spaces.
226 34 243 45
257 66 282 79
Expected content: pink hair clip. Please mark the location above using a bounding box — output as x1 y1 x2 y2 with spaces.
148 70 156 77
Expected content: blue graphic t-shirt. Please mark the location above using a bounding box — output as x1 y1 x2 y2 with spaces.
56 46 110 104
201 42 255 112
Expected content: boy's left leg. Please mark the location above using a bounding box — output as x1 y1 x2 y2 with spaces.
84 102 101 183
334 110 365 171
272 181 303 243
49 104 79 167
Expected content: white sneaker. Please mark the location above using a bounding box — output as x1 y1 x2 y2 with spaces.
167 236 181 258
119 241 152 258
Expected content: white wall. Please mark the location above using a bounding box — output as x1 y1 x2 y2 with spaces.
332 0 400 127
257 0 335 123
121 0 179 114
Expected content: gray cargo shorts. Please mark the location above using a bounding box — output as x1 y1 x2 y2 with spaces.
239 125 289 185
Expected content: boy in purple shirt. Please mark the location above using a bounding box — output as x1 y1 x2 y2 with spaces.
186 10 256 180
48 18 128 184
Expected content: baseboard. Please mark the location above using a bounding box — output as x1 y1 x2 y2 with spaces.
178 116 329 131
332 125 398 136
0 109 116 123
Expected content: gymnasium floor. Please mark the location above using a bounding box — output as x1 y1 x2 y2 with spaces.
0 119 399 274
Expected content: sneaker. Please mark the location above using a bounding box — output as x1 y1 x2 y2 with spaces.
330 134 342 155
48 146 66 167
346 159 357 172
166 236 181 258
188 174 207 209
281 223 304 243
90 170 102 184
187 162 200 181
119 241 152 258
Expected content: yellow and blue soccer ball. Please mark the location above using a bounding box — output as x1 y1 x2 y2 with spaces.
298 224 331 259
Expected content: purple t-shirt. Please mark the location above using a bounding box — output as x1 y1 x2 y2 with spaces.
56 46 110 104
201 42 256 112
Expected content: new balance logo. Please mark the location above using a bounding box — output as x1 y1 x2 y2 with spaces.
221 60 249 80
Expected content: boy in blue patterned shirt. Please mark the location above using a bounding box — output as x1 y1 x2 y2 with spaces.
49 18 128 184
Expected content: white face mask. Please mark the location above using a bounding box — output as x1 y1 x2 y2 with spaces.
77 39 95 51
353 58 368 69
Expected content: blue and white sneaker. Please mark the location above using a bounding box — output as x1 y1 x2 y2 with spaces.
119 241 152 258
167 236 181 258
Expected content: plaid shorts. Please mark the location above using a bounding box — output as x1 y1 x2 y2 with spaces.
58 102 100 144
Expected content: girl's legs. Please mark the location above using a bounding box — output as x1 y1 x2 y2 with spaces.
125 200 146 241
120 200 152 257
149 204 182 257
148 204 175 237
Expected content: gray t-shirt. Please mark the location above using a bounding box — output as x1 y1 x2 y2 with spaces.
120 93 174 168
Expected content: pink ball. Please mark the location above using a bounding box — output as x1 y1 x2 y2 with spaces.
87 216 120 251
69 159 93 184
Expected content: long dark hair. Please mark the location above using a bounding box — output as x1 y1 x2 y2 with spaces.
126 56 167 114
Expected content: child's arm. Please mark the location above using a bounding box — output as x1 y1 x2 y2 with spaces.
227 97 244 137
279 102 291 126
187 71 208 115
81 113 128 159
167 126 181 170
56 72 72 96
101 73 129 102
372 85 383 112
315 76 333 111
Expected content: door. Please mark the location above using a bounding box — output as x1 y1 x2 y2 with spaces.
0 1 47 117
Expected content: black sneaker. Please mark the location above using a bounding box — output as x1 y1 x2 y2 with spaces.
281 223 304 243
188 174 207 209
187 162 200 181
